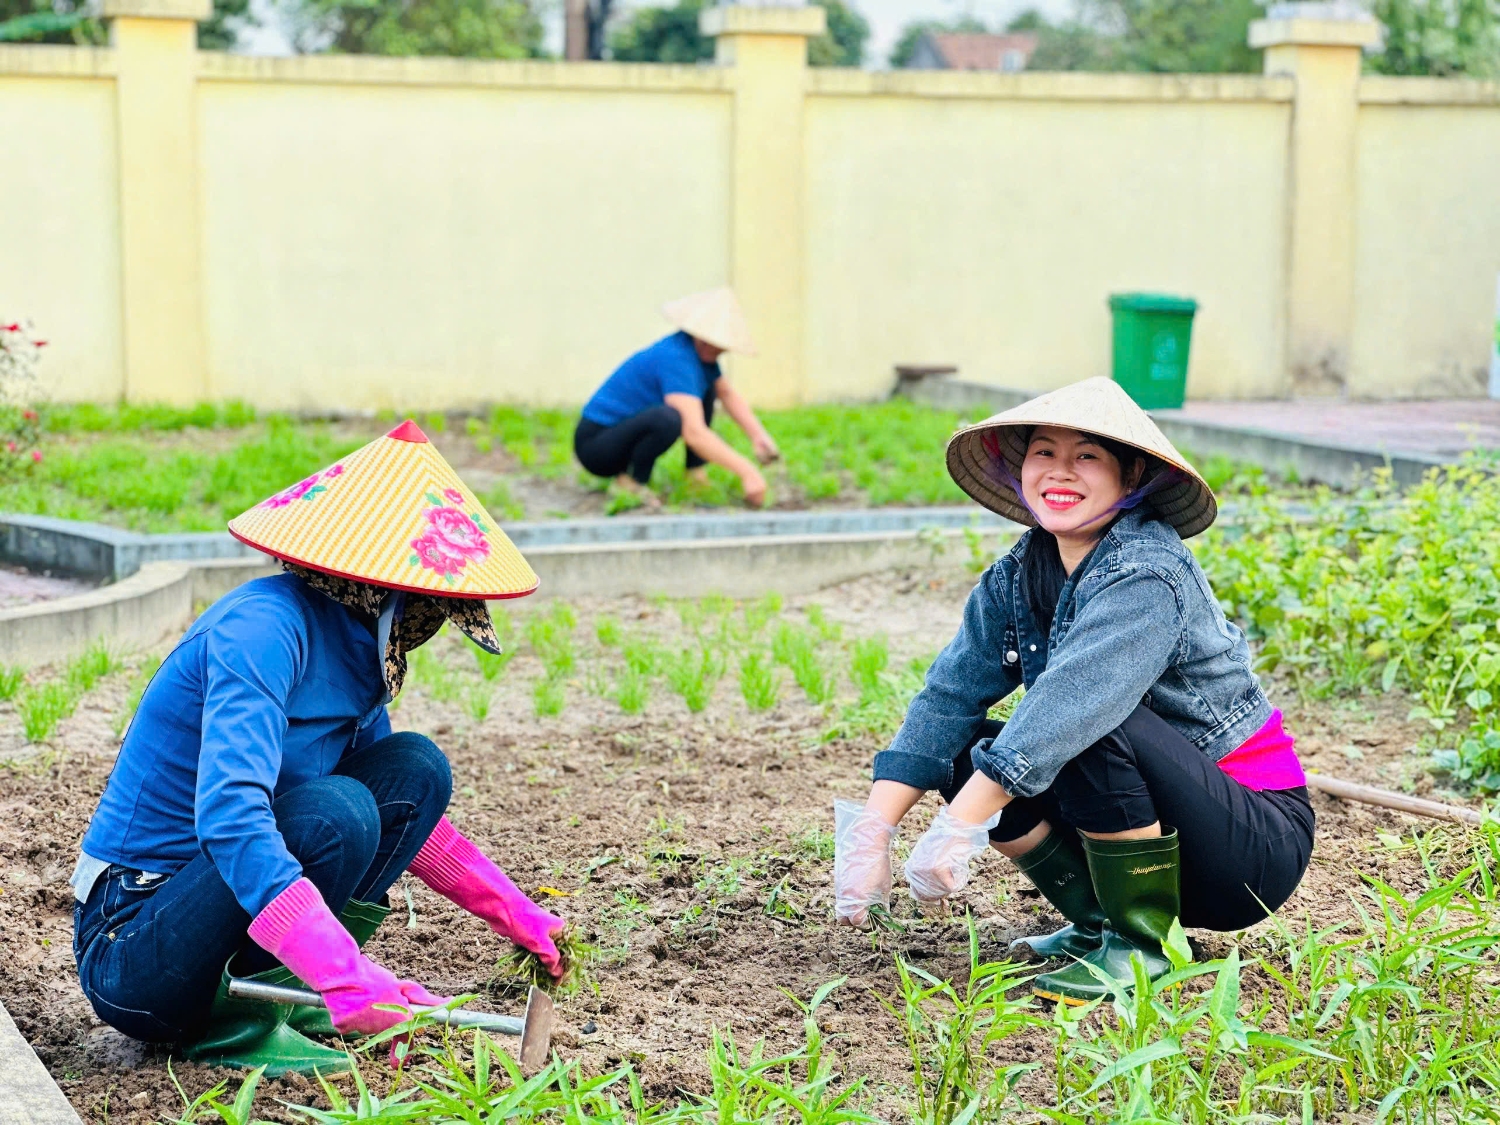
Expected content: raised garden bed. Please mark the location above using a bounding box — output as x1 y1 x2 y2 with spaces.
2 571 1496 1123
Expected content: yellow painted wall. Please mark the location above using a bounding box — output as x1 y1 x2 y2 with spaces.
198 74 731 411
6 36 1500 410
0 66 123 402
803 91 1292 401
1350 100 1500 398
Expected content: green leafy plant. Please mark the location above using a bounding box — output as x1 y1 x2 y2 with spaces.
532 675 565 718
1196 458 1500 790
0 663 24 702
881 917 1044 1124
612 668 650 715
491 925 597 999
737 650 780 711
772 622 835 705
666 646 725 713
526 603 577 680
595 615 624 647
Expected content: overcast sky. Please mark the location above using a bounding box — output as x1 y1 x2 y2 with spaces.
241 0 1079 68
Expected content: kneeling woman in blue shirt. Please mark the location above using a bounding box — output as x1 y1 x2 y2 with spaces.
574 287 779 508
71 422 565 1072
833 379 1313 1003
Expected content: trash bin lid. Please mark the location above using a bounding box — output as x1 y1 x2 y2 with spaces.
1108 292 1198 314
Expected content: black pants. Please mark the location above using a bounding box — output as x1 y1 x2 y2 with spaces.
574 390 716 485
941 705 1315 932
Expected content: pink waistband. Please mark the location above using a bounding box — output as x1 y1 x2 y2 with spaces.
1216 709 1306 791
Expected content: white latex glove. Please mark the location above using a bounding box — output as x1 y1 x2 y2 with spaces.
833 799 897 928
903 806 999 903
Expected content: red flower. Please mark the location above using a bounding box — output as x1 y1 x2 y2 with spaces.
260 473 321 509
22 410 37 422
5 442 14 453
2 324 17 333
410 532 468 578
34 340 46 347
30 450 42 463
425 505 489 561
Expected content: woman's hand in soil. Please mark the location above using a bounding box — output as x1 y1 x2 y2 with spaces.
903 807 998 903
833 799 897 928
407 817 567 977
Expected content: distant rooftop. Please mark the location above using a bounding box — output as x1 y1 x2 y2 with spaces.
907 32 1040 72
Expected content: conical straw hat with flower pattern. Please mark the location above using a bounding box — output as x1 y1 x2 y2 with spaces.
946 377 1217 538
228 420 538 598
662 287 757 355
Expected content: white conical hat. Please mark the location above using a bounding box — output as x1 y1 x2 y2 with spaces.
662 287 757 355
946 377 1217 538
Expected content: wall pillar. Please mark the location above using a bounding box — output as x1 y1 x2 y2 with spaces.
702 3 824 407
105 0 210 404
1249 3 1380 397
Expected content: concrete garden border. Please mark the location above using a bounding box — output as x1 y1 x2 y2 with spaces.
900 378 1456 488
0 510 1012 666
0 999 82 1125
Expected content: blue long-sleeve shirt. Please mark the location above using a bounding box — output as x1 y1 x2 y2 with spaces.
581 331 720 426
78 574 391 916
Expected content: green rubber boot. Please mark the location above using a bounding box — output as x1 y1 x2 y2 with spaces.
284 896 392 1037
1033 829 1180 1005
1006 829 1106 962
177 961 350 1076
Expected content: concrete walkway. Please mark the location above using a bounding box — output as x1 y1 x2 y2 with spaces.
0 1000 81 1125
1169 399 1500 458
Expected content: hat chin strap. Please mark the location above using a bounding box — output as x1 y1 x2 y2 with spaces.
376 591 404 666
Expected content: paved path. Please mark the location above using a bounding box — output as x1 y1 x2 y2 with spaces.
0 1000 81 1125
1174 399 1500 458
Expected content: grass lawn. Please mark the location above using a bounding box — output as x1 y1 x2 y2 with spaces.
0 400 1263 533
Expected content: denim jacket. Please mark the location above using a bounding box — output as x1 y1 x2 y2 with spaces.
873 509 1270 798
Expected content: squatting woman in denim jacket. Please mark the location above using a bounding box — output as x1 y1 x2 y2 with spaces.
832 378 1315 1003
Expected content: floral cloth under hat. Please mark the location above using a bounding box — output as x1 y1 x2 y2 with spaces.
282 562 499 698
228 419 539 598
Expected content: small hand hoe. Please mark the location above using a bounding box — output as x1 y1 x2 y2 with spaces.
227 978 555 1071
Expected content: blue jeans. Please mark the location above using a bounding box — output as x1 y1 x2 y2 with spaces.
73 732 452 1043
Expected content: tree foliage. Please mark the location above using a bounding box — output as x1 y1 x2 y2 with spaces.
199 0 251 50
610 0 867 66
286 0 543 57
1368 0 1500 75
609 0 712 62
0 0 100 44
1030 0 1263 73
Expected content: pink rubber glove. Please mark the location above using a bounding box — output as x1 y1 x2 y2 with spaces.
410 817 566 977
249 878 450 1035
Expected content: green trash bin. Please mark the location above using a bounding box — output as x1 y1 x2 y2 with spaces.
1108 293 1197 410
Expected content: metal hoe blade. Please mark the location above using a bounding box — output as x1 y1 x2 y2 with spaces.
519 985 554 1073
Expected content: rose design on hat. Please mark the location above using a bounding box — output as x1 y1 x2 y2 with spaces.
409 491 491 583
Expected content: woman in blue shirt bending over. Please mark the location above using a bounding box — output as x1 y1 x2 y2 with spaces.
71 422 566 1073
575 287 779 508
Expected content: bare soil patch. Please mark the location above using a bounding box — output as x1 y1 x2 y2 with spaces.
0 572 1484 1122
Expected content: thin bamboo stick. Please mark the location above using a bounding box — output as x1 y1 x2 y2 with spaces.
1306 773 1484 826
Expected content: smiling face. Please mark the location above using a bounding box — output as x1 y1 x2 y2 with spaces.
1019 426 1141 543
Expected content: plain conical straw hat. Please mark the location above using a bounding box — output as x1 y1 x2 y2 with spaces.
228 420 539 598
662 287 757 355
946 377 1217 538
